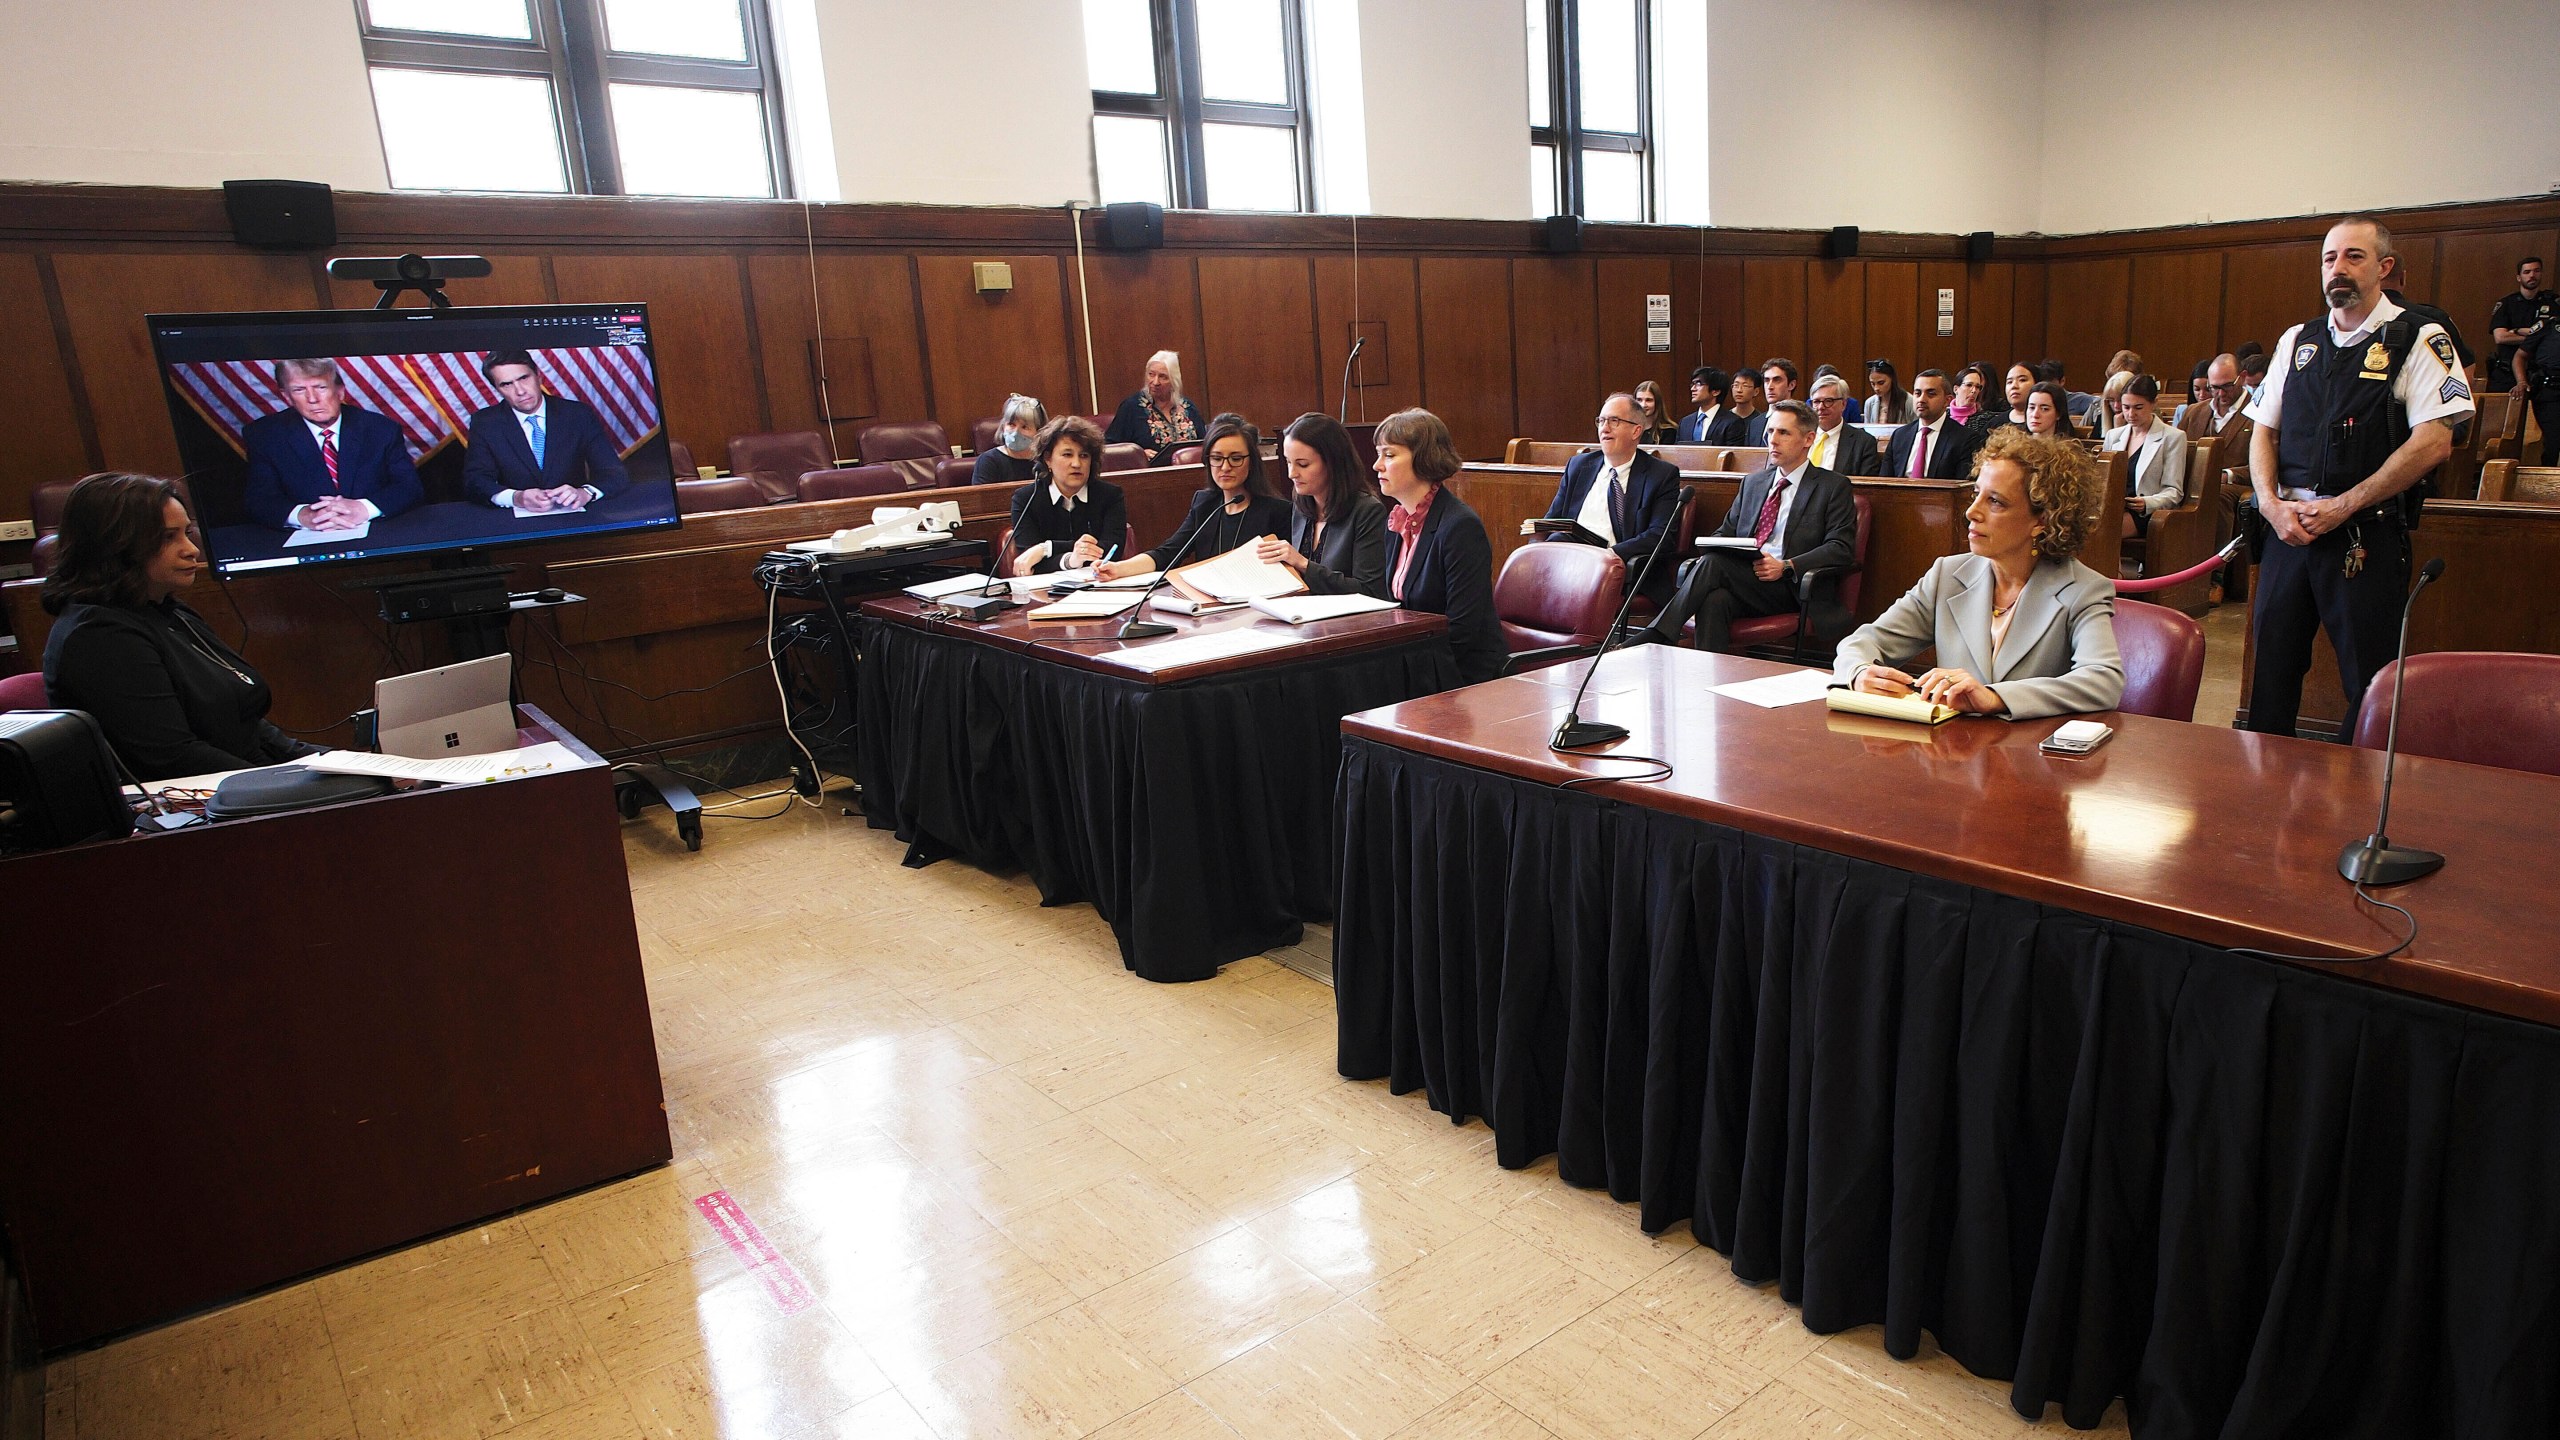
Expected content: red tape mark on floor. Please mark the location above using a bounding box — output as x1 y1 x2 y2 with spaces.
694 1189 816 1315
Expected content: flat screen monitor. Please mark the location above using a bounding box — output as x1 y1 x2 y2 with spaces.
147 304 682 575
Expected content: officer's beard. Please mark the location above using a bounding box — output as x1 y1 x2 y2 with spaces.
2325 278 2361 310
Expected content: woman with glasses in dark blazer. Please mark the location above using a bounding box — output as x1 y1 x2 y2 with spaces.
1094 413 1293 582
1256 413 1387 596
1368 408 1507 686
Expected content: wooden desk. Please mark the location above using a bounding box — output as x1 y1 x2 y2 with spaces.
1332 649 2560 1433
0 709 669 1350
853 597 1455 981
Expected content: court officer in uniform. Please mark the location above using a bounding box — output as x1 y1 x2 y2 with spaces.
2244 216 2473 739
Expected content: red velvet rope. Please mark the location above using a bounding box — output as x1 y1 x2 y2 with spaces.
2114 537 2245 594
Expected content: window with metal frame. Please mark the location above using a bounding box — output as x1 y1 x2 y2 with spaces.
1084 0 1316 213
357 0 792 199
1528 0 1651 223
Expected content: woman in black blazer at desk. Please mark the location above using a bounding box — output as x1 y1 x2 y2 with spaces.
40 472 323 780
1007 414 1125 576
1256 413 1386 596
1094 413 1293 582
1369 408 1507 686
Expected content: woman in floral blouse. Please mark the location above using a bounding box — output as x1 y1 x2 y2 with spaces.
1104 350 1206 466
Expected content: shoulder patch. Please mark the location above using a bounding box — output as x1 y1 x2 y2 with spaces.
2294 342 2319 371
2425 332 2459 371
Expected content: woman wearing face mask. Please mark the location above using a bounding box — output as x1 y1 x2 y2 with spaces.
1255 413 1386 595
1093 413 1292 582
1007 416 1125 576
1368 408 1507 686
1836 429 2122 718
1103 351 1205 466
972 394 1046 486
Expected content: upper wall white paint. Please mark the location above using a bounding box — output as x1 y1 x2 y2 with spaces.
1355 0 1533 220
812 0 1094 207
0 0 389 190
2038 0 2560 234
1702 0 2044 235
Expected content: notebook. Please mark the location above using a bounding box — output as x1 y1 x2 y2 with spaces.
1823 688 1959 726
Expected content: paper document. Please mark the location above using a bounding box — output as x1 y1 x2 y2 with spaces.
1089 572 1162 590
1107 628 1298 672
1169 544 1309 603
1028 590 1147 620
903 573 998 600
1249 593 1398 625
1696 536 1762 552
305 741 584 785
1823 689 1959 726
1710 668 1837 709
1150 593 1243 615
511 502 593 519
286 522 369 546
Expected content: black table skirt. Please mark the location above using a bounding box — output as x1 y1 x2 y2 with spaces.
1333 738 2560 1438
856 618 1457 981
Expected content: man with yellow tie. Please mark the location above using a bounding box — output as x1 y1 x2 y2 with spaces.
1804 373 1884 475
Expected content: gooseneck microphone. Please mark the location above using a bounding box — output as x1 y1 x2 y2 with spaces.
1337 336 1367 423
1115 490 1226 640
1553 486 1694 750
2338 556 2446 886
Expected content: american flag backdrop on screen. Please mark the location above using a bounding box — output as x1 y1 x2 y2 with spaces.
166 347 662 460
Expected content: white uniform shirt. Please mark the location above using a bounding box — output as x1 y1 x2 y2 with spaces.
2247 296 2474 501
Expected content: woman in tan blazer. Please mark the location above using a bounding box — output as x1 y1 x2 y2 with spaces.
1835 429 2124 719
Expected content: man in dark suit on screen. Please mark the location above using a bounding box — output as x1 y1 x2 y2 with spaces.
240 358 424 532
1533 392 1687 603
1636 400 1857 651
1883 369 1985 480
462 349 628 512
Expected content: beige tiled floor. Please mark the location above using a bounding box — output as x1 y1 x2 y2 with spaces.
45 661 2289 1434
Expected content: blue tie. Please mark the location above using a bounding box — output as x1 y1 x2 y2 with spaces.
528 414 546 469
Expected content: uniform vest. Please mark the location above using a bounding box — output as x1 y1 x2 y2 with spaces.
2275 311 2415 507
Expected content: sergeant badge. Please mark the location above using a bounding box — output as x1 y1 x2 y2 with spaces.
2363 340 2391 371
2294 343 2319 370
2426 333 2460 371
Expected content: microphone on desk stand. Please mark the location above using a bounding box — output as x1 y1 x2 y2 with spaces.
2338 556 2447 886
1337 336 1367 424
1552 486 1694 751
1116 494 1228 640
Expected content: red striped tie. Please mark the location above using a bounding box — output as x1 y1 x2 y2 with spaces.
321 431 340 492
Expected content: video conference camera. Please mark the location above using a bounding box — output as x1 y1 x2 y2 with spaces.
326 253 493 310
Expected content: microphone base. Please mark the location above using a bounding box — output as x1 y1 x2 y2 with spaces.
2337 838 2445 887
1552 718 1630 750
1116 620 1177 640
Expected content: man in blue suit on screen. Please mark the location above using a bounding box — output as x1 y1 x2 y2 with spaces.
462 349 627 513
240 358 424 532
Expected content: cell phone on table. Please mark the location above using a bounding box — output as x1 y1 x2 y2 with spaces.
2039 720 2114 756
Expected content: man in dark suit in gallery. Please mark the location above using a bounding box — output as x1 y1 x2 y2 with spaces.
462 349 629 513
1884 369 1986 480
1636 400 1857 651
1532 391 1688 602
1677 366 1744 445
240 358 423 532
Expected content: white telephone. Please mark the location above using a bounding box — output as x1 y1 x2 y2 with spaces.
789 501 964 555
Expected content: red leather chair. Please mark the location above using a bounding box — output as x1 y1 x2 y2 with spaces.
2111 599 2206 722
1494 543 1625 672
1723 494 1872 661
1100 443 1148 473
726 431 831 504
666 438 699 480
932 455 978 488
798 465 907 503
970 417 1002 456
676 476 773 514
0 671 48 710
1168 445 1205 466
994 523 1137 579
31 533 61 575
856 420 951 489
32 475 195 575
2351 652 2560 776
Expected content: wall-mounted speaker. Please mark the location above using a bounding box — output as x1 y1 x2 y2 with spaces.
1545 214 1584 254
1823 225 1860 260
1105 201 1164 250
223 179 336 250
1966 230 1996 263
